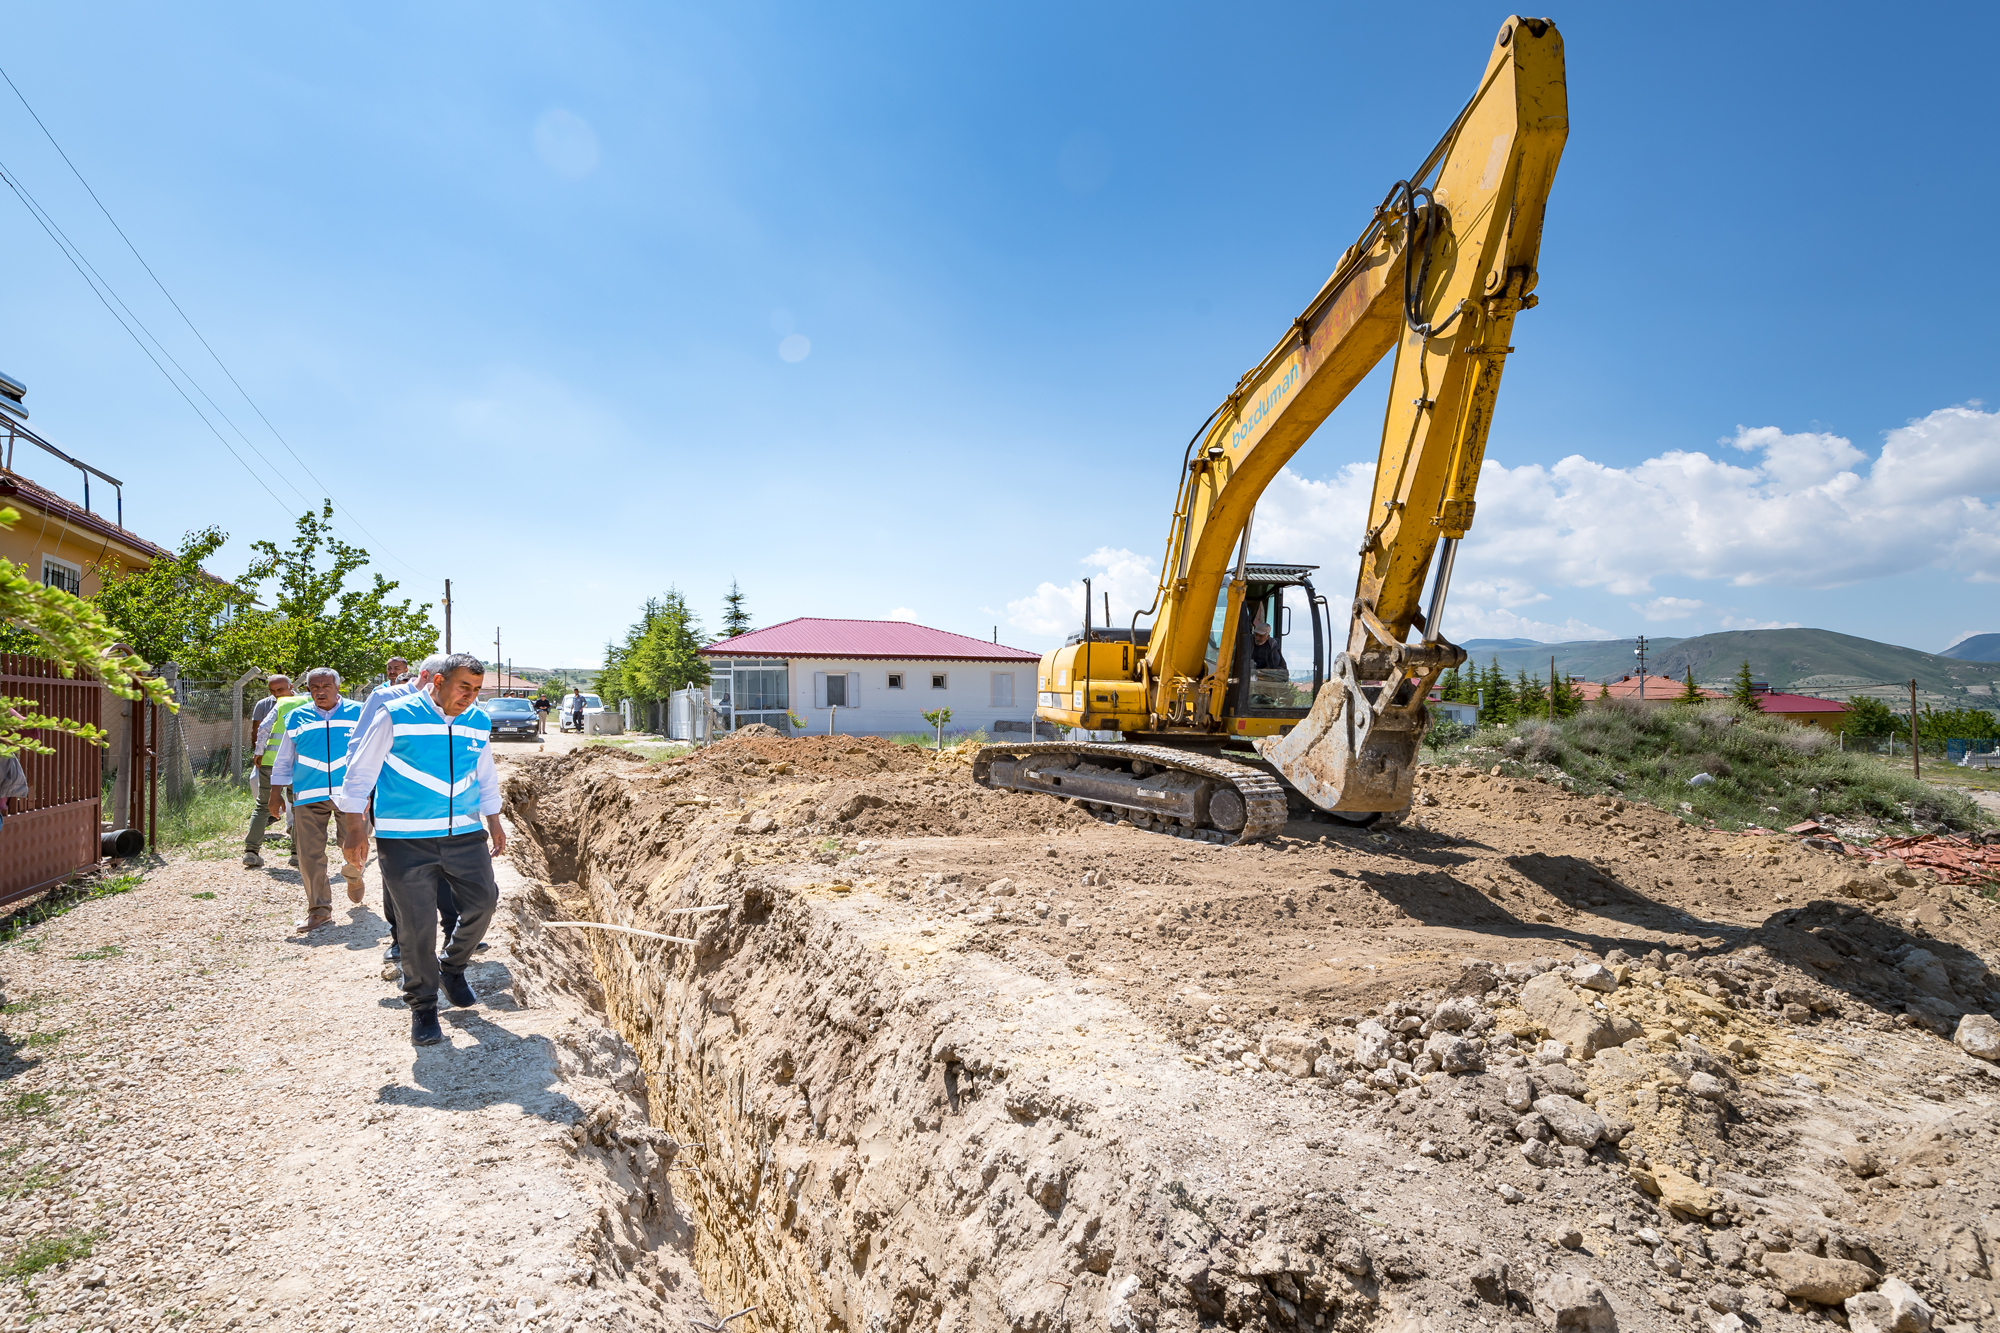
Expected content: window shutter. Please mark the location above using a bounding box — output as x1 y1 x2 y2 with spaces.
847 672 861 709
992 672 1014 708
813 672 828 708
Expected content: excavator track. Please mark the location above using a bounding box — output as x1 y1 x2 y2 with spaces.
972 742 1289 846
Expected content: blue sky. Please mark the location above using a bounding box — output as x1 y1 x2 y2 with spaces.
3 2 1996 671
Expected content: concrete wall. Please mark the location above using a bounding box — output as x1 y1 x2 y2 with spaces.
784 657 1036 738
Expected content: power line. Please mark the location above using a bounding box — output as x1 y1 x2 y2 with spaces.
0 62 427 578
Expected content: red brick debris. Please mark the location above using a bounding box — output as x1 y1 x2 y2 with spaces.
1868 834 2000 887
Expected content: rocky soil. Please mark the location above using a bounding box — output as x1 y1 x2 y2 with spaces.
499 736 2000 1333
0 752 713 1333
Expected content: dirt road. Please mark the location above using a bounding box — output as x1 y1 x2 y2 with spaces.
0 740 709 1333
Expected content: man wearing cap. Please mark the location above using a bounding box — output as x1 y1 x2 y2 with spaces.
242 674 293 869
1248 615 1291 709
337 653 502 1047
269 667 364 932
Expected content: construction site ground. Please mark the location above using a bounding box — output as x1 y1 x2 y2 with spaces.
6 727 2000 1332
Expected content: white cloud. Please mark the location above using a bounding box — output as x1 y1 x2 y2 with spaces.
1721 616 1803 631
1448 607 1617 642
533 108 601 179
1635 596 1705 621
1005 547 1159 637
887 607 917 621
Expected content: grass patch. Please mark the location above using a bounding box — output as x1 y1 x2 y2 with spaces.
156 776 256 858
18 1031 66 1049
2 1229 99 1280
0 997 43 1017
0 872 143 948
0 1161 65 1201
4 1092 52 1118
1429 699 1989 835
583 738 693 762
65 944 122 961
886 729 990 751
190 892 216 901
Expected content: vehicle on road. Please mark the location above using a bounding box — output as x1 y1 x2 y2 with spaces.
561 694 605 732
486 696 542 741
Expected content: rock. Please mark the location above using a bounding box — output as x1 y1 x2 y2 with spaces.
1313 1054 1344 1079
1653 1245 1682 1276
1843 1277 1933 1333
1433 996 1482 1031
1504 1072 1535 1112
1531 1063 1588 1100
1354 1021 1392 1070
1709 1316 1748 1333
744 810 778 834
1573 962 1618 992
1955 1013 2000 1063
1843 1146 1880 1177
1687 1072 1727 1100
1331 1239 1370 1277
1105 1274 1142 1333
1898 950 1956 1001
1705 1285 1743 1313
81 1267 107 1288
1496 1182 1525 1203
1836 874 1899 903
1550 1227 1583 1249
1688 773 1715 787
1630 1163 1715 1218
1761 1251 1879 1305
1469 1254 1509 1303
1515 1113 1551 1142
1781 1002 1812 1024
1532 1095 1606 1149
1520 1138 1552 1167
1260 1031 1325 1078
1940 1221 1989 1278
1535 1038 1573 1064
988 878 1017 896
1423 1030 1483 1073
1532 1271 1618 1330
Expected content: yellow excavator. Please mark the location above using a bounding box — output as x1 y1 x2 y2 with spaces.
976 16 1567 844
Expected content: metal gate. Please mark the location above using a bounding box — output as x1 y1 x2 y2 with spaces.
0 654 105 907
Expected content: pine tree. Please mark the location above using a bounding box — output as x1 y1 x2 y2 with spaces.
720 580 752 637
1551 671 1584 719
1730 659 1760 710
1479 657 1515 726
1436 667 1462 703
1680 667 1705 703
1515 667 1546 721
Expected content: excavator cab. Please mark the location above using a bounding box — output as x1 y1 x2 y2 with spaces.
1207 565 1326 732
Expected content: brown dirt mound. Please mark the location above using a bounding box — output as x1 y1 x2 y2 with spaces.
685 730 935 779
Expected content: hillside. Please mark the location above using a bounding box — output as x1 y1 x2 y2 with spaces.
1944 632 2000 663
1457 628 1998 705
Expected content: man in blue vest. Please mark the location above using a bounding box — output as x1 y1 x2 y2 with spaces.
354 652 456 974
269 667 364 932
336 653 502 1046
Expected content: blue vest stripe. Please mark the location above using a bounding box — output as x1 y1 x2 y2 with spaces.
372 691 492 838
284 700 363 805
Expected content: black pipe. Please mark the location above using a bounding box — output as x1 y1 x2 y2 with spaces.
101 827 144 858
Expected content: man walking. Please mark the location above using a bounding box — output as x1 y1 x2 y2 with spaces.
242 673 293 869
338 653 502 1046
269 667 363 932
355 654 456 971
533 690 550 735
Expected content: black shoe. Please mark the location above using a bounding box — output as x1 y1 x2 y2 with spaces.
440 971 477 1008
384 943 402 962
411 1006 443 1046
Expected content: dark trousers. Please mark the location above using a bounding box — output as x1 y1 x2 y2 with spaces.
376 833 497 1010
245 766 276 851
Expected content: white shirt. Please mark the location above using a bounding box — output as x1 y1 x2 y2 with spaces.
354 677 422 741
334 687 499 822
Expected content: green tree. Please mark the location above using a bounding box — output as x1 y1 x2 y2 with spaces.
0 507 170 756
1679 667 1705 703
1435 667 1466 703
89 525 262 678
598 589 709 709
923 706 954 750
1477 657 1514 726
1515 667 1547 721
720 580 752 637
227 503 436 683
1842 695 1900 737
1730 659 1760 710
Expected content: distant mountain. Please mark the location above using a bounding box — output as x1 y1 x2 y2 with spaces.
1452 628 1997 707
1460 638 1545 650
1943 633 2000 663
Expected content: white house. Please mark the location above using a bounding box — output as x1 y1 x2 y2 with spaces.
701 618 1042 739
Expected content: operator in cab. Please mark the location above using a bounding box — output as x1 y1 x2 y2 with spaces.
1249 615 1290 708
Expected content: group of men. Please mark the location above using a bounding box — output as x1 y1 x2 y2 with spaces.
243 652 505 1047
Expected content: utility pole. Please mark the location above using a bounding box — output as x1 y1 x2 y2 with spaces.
1634 635 1649 700
494 627 501 692
444 580 453 654
1549 655 1557 724
1910 678 1921 779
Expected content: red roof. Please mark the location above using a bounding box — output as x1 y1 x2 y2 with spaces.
1573 674 1724 701
1755 692 1847 714
702 618 1039 662
0 468 173 563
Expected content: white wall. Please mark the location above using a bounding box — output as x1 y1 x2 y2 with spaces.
788 658 1036 737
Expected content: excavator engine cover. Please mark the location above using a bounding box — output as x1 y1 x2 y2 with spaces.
1254 653 1423 816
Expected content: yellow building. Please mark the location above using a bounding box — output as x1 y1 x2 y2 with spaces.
1 373 170 595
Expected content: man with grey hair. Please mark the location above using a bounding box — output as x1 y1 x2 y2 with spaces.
338 653 502 1046
269 667 364 931
355 652 453 967
242 673 294 869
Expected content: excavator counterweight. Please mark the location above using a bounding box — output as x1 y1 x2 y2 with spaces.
977 17 1567 842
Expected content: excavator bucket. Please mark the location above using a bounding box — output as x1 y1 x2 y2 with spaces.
1254 653 1426 819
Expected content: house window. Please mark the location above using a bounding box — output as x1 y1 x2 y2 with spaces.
825 674 848 707
41 557 81 596
887 673 904 689
991 672 1015 707
931 673 948 690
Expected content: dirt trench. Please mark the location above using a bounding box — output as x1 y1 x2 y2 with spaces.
502 737 2000 1333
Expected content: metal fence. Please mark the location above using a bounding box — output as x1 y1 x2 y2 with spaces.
0 654 105 906
1841 734 1999 765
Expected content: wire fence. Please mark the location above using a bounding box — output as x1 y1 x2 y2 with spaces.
1840 734 1999 766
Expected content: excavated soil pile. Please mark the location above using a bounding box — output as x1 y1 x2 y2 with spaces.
504 739 2000 1333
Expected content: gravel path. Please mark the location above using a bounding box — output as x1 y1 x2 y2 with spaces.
0 756 709 1333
